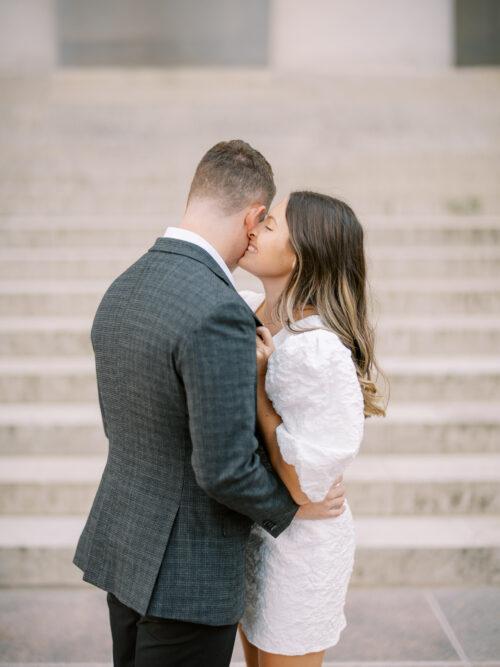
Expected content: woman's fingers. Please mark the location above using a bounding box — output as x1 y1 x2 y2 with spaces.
325 480 345 501
328 497 346 513
256 339 267 360
256 326 274 349
329 503 346 517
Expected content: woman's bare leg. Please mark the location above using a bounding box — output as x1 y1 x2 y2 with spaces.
238 623 260 667
258 647 326 667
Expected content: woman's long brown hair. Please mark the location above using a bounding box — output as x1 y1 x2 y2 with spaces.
273 190 388 418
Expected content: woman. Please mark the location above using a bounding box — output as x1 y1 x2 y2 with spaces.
236 191 387 667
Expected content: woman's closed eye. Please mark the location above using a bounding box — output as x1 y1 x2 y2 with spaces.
264 214 277 231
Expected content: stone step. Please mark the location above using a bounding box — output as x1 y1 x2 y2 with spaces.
2 315 500 357
365 245 500 278
0 358 101 403
2 244 500 279
346 454 500 515
1 402 498 456
2 130 496 153
1 67 499 216
0 157 499 215
1 515 499 586
0 404 105 456
1 69 498 122
1 215 500 247
0 356 498 403
1 110 496 150
0 318 94 357
379 356 500 403
1 279 499 316
9 216 498 230
4 119 494 154
364 402 500 455
374 315 500 356
1 455 498 517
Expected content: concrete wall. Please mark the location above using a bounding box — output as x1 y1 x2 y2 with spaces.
270 0 454 72
0 0 470 73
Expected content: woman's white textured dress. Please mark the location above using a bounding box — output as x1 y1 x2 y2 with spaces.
238 289 365 656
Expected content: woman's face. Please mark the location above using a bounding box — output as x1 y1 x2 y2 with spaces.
238 196 296 279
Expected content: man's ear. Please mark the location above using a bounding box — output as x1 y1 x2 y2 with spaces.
245 204 267 231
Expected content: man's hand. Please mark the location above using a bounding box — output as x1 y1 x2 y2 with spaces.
295 475 346 520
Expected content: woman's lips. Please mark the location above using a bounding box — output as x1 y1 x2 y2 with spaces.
246 244 258 254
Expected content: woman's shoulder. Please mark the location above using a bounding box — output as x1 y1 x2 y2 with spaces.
271 324 363 406
237 289 264 312
268 323 364 416
276 321 354 368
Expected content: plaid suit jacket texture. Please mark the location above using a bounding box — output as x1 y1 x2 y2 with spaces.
72 236 299 624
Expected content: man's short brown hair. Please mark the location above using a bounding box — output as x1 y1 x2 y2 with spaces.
187 140 275 214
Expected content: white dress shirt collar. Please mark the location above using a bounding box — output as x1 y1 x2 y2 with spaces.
163 226 236 288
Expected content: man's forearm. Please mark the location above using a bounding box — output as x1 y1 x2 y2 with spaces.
180 300 300 536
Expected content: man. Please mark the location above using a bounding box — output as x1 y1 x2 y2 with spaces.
73 140 346 667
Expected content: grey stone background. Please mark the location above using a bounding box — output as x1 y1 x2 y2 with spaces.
0 1 499 665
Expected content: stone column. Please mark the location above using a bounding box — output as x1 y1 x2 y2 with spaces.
270 0 454 72
0 0 56 71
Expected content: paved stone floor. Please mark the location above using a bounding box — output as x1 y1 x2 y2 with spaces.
0 586 499 665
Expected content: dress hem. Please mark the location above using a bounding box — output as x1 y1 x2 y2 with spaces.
239 618 347 656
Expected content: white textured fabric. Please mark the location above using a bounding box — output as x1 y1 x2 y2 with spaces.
238 289 365 656
163 226 236 288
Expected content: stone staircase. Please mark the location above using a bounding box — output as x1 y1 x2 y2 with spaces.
1 69 500 600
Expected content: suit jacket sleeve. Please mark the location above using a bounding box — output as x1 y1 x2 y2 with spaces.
91 324 109 439
177 298 299 538
96 381 109 439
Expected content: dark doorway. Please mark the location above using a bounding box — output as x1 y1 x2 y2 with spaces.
455 0 500 65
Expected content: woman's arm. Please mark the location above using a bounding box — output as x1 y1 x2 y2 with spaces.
255 325 352 511
256 374 311 505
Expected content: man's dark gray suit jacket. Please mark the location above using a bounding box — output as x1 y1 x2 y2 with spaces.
73 236 300 625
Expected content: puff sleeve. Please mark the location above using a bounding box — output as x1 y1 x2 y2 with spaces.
265 328 365 502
